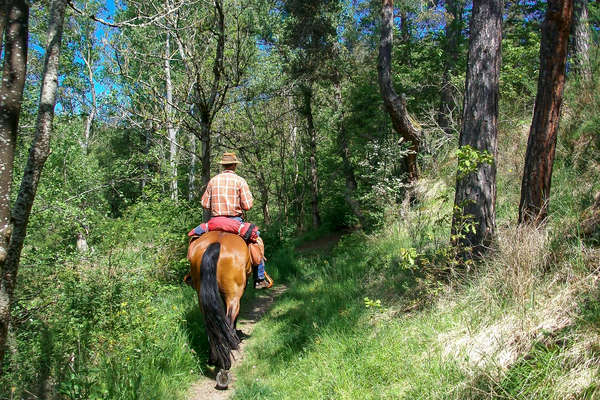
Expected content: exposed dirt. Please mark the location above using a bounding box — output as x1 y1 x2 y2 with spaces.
186 285 287 400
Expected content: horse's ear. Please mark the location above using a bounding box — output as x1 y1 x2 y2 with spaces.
184 274 192 286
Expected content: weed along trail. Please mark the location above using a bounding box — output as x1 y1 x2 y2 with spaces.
187 285 287 400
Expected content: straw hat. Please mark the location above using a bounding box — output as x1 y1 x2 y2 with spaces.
218 152 242 164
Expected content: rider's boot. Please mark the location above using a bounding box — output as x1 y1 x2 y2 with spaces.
254 259 269 289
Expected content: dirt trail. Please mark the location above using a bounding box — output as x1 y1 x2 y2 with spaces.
186 285 287 400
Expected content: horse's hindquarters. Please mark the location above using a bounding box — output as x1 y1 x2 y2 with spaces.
187 231 251 375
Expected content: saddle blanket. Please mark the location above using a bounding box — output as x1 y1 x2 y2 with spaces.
187 216 259 243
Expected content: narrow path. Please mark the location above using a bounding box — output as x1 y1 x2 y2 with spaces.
186 285 287 400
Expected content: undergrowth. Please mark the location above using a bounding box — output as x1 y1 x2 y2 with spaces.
229 86 600 398
2 201 205 399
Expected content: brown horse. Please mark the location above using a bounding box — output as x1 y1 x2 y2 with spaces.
186 231 252 389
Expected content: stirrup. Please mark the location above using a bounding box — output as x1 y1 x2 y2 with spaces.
263 271 274 288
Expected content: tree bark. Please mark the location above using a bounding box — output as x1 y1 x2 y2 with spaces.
377 0 420 183
0 0 29 370
301 85 321 229
0 0 66 367
571 0 591 81
519 0 574 224
451 0 502 258
0 0 28 260
165 32 178 201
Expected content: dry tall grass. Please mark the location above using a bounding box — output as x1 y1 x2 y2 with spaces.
484 223 550 308
440 220 600 398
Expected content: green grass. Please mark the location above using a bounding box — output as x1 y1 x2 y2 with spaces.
233 279 468 399
225 125 600 399
230 228 599 399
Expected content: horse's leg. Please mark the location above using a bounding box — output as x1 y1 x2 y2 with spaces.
225 296 242 341
208 347 218 366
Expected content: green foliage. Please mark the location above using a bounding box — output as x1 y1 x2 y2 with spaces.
398 247 418 266
500 30 541 113
2 197 202 398
456 145 494 178
363 296 382 309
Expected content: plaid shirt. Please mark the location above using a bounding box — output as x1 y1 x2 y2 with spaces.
201 170 254 217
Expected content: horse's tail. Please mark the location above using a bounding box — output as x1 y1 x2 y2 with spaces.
200 242 239 370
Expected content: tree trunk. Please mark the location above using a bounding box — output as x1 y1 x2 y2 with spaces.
82 37 96 154
165 32 178 201
292 127 306 231
0 0 28 256
571 0 591 81
258 172 271 226
301 85 321 229
193 0 226 220
188 131 197 201
377 0 420 183
335 81 367 229
519 0 574 224
439 0 464 133
200 120 212 221
0 0 29 370
451 0 502 258
0 0 66 367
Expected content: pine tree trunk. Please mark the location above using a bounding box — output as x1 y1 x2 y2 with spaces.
0 0 29 369
377 0 420 182
451 0 502 258
519 0 574 224
0 0 66 367
571 0 591 81
301 85 321 229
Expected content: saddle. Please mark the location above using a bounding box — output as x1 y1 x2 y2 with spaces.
187 217 265 266
188 216 259 242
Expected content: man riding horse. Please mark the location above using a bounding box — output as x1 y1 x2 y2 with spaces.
201 152 271 289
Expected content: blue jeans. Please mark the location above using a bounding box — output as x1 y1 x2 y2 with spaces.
227 216 265 280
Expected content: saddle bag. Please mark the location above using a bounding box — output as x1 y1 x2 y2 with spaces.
248 237 265 266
